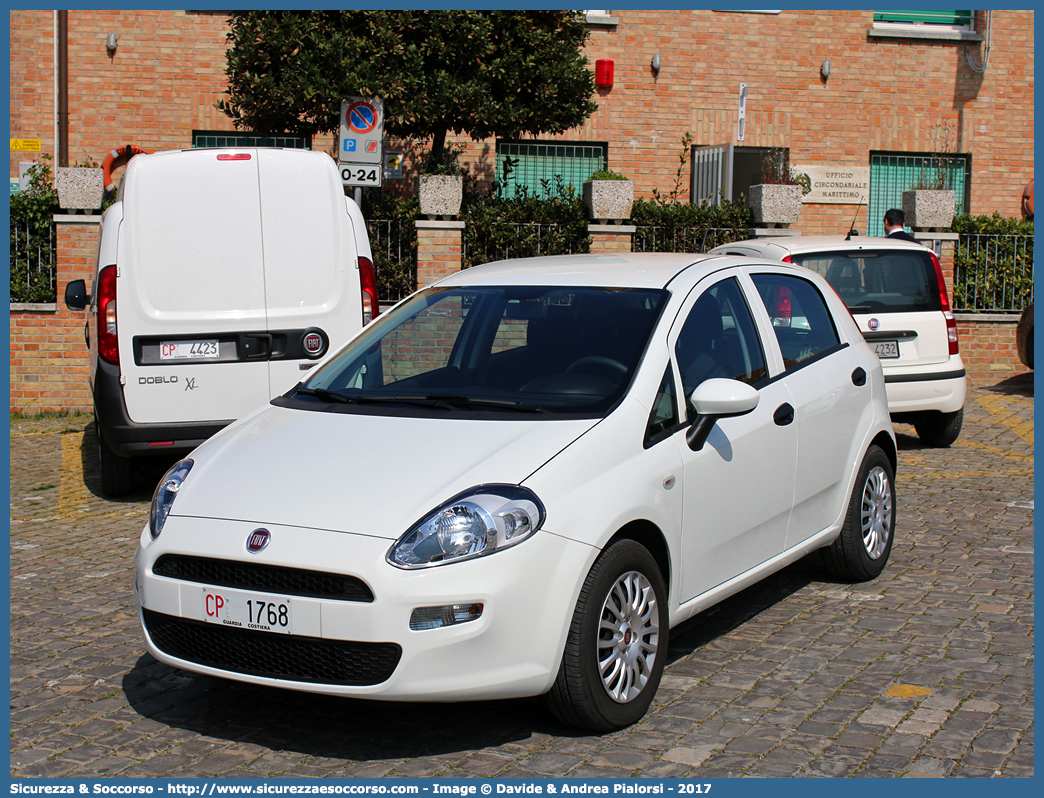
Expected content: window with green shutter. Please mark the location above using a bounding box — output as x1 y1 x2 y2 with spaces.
868 153 968 236
496 141 607 199
874 10 974 28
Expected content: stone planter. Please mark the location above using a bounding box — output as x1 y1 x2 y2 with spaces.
55 167 104 212
903 189 956 231
748 184 802 228
417 174 463 219
583 179 634 224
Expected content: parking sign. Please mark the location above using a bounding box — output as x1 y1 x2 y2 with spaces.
339 97 384 188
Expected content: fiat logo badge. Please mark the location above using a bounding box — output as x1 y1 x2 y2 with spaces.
868 318 880 331
302 329 327 358
246 528 271 553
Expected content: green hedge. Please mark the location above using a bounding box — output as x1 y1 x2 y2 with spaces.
361 193 419 302
9 161 59 303
461 180 591 269
629 195 755 253
951 213 1034 312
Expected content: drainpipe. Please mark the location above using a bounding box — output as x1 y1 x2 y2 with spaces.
58 9 69 167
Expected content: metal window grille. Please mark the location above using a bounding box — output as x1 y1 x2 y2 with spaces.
192 131 311 149
874 10 974 28
495 142 606 199
868 153 968 237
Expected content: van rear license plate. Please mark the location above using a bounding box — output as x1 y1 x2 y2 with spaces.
160 340 219 360
874 341 899 359
203 587 292 635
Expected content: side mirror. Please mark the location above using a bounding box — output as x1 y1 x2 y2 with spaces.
685 378 760 452
64 279 88 311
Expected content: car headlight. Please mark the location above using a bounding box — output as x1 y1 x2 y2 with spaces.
388 485 545 569
149 459 193 540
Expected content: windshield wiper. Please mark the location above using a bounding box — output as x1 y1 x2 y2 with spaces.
294 386 356 404
426 394 549 413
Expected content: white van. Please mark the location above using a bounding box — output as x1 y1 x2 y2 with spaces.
65 147 378 496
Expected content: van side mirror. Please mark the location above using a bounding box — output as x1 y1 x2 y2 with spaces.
64 279 89 311
685 378 760 452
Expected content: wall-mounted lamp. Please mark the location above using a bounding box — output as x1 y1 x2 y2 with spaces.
651 52 662 73
105 32 118 54
820 59 831 80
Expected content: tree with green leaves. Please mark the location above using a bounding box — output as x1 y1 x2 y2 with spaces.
219 10 598 168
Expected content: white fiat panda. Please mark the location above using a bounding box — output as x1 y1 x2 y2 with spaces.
711 235 966 447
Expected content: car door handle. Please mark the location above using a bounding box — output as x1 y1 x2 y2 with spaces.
773 403 795 426
852 367 867 386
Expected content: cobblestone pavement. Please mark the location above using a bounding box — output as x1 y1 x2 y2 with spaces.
10 376 1034 779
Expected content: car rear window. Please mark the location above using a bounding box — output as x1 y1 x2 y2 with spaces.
790 249 940 313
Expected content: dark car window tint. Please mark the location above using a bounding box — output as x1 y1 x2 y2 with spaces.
792 249 939 313
752 274 841 370
645 365 678 444
675 277 767 411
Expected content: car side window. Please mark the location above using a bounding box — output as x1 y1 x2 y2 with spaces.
674 277 767 413
751 273 841 370
645 365 679 446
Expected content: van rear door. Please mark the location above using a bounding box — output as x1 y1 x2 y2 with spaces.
118 148 272 425
256 149 363 395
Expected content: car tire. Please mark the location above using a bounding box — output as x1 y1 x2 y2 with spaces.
821 445 895 582
914 408 963 448
544 539 668 732
97 419 136 497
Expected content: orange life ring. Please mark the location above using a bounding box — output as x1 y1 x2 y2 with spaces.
102 144 147 193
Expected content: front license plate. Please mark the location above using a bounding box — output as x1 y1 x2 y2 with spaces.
873 341 899 359
202 587 293 634
160 340 219 361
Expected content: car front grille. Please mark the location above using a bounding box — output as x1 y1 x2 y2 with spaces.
153 555 374 602
143 609 401 686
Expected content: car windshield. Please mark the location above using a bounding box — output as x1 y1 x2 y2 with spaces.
790 249 940 313
291 285 669 418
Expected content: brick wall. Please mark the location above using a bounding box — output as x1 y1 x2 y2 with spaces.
957 317 1029 386
10 219 98 413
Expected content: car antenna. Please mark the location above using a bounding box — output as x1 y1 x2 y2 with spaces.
844 196 866 240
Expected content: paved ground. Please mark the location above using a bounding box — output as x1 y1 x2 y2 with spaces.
9 375 1034 779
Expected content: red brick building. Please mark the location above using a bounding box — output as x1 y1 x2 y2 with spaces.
8 10 1035 411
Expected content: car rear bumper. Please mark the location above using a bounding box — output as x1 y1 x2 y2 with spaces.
882 359 966 414
135 517 594 701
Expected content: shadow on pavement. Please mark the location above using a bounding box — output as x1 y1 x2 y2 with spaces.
78 420 177 502
983 371 1033 398
120 556 829 753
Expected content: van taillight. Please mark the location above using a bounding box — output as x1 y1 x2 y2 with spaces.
359 256 379 325
97 265 119 365
931 251 960 355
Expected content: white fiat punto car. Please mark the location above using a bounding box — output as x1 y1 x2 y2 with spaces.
137 253 897 731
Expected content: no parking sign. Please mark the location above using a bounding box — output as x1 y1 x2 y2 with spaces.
339 97 384 187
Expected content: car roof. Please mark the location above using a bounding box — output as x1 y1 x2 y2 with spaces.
435 252 739 290
713 235 930 257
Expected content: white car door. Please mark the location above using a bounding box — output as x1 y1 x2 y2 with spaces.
747 269 872 547
670 274 798 603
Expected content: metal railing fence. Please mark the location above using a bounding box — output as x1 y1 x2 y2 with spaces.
463 222 589 269
366 218 417 304
953 233 1034 313
631 225 751 254
10 219 57 304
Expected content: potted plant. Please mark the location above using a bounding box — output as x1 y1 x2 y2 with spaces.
55 159 104 213
417 142 465 219
583 170 634 223
903 122 958 231
748 148 810 228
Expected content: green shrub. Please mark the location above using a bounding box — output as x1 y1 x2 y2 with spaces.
630 195 754 253
361 193 419 301
951 213 1034 312
462 179 591 268
10 157 59 303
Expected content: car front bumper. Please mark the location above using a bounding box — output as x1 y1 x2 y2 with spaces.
135 517 595 702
